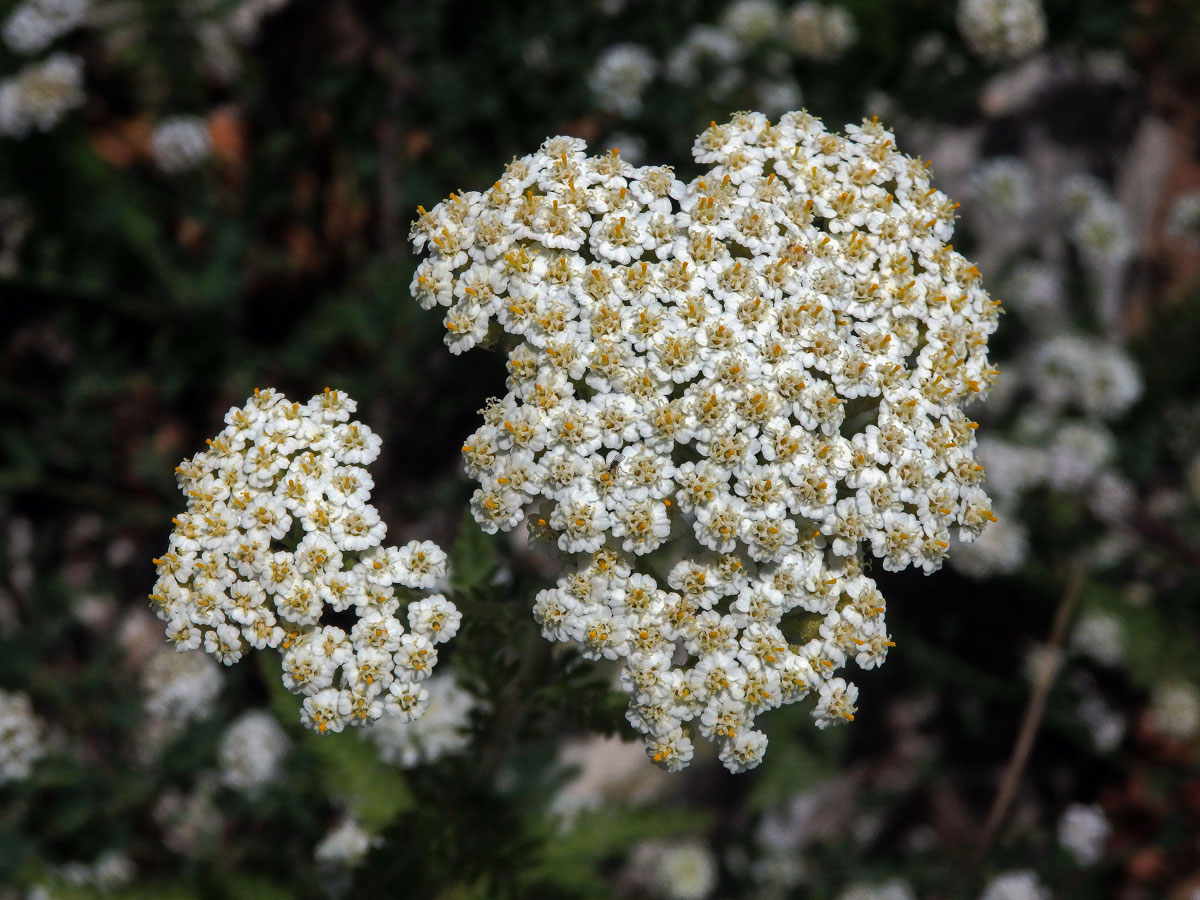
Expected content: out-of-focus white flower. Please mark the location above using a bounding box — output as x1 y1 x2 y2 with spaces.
629 840 717 900
369 672 476 768
589 44 656 117
1057 803 1110 865
142 649 222 723
0 52 85 138
1149 681 1200 741
1077 695 1125 752
154 781 223 856
665 25 741 87
1027 335 1141 421
723 0 781 48
0 689 44 784
151 115 212 175
1003 260 1066 320
1049 422 1115 492
658 840 717 900
219 709 289 793
1165 189 1200 244
314 816 378 868
978 869 1049 900
1070 612 1123 667
957 0 1047 64
786 2 858 62
2 0 90 55
837 879 917 900
969 157 1036 219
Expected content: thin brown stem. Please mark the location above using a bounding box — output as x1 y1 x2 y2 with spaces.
968 562 1087 870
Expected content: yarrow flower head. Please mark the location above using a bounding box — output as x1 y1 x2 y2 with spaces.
411 111 998 771
151 388 460 735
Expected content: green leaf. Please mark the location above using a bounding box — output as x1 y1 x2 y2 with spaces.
450 509 500 593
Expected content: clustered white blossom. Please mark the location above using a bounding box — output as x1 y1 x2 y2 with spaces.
150 388 461 736
218 709 289 793
0 52 85 138
0 688 44 784
956 0 1047 64
410 111 998 771
368 670 477 768
2 0 89 55
150 115 213 175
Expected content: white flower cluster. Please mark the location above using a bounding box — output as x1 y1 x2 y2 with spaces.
2 0 89 55
151 115 213 175
0 52 84 138
786 2 858 63
410 111 998 771
150 388 461 735
957 0 1047 64
218 709 289 793
368 670 477 768
0 688 44 784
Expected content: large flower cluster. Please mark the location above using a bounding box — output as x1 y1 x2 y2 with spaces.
150 388 460 735
410 111 997 771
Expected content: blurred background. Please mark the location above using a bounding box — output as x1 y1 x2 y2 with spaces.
2 0 1200 897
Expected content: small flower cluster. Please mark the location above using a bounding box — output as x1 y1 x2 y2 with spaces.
150 388 461 735
956 0 1047 65
150 115 213 175
2 0 89 56
0 51 84 138
0 688 44 785
411 111 997 771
